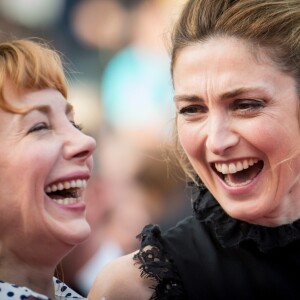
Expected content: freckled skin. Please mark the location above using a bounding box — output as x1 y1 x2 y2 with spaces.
0 86 96 263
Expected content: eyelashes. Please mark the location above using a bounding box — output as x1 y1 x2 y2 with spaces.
71 121 83 131
28 121 83 134
178 105 207 115
28 122 49 133
177 99 265 117
231 99 265 112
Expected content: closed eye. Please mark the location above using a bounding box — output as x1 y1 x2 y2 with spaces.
28 122 50 133
70 121 83 131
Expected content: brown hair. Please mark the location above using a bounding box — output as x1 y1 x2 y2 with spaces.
0 39 68 112
171 0 300 182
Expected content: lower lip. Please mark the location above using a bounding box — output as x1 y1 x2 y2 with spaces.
46 196 86 211
215 169 262 196
58 202 86 211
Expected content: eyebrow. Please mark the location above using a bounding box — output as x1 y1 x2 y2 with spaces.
23 102 73 115
220 88 250 100
173 94 202 103
174 87 270 103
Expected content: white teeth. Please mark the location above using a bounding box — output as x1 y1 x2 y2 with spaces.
64 181 71 189
236 161 243 172
45 179 87 205
54 197 82 205
224 177 252 187
228 163 235 173
221 164 228 174
58 183 64 191
215 158 259 175
45 179 87 193
243 160 248 169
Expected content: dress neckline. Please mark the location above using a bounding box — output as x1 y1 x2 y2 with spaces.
190 183 300 253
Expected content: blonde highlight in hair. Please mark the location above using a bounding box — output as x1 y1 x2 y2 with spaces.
0 39 68 112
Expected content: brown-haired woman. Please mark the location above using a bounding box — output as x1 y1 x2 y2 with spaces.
89 1 300 299
0 39 96 299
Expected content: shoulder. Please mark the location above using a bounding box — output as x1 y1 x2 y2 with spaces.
161 215 205 247
88 219 203 300
88 252 155 300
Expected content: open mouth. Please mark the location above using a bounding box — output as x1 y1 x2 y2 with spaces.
213 158 264 187
45 179 87 205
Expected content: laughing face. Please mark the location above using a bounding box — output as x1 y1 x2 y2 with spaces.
0 83 96 258
174 37 300 225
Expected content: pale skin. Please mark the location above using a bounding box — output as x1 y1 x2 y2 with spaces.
88 252 155 300
88 36 300 299
0 82 96 298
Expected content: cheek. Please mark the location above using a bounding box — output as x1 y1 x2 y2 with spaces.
178 123 205 159
87 155 94 172
245 121 299 160
12 146 57 186
248 128 277 153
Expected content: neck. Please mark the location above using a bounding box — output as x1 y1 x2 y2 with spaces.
0 242 68 299
0 264 55 299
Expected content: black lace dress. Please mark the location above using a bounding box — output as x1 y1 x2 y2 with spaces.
134 185 300 300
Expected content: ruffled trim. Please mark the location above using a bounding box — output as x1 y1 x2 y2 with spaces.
134 225 185 300
190 183 300 253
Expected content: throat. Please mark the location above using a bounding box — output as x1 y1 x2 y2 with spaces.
0 265 56 299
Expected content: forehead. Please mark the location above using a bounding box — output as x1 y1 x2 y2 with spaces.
172 37 290 97
174 37 264 77
2 80 72 113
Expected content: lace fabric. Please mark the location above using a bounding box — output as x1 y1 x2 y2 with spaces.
133 225 185 300
191 184 300 253
134 183 300 299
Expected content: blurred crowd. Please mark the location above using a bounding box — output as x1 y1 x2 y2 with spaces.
0 0 189 296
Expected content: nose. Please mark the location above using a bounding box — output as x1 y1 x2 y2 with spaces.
63 126 96 163
205 116 239 156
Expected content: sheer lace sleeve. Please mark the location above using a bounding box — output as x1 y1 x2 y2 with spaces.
133 224 185 300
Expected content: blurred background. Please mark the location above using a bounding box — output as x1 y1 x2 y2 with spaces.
0 0 190 296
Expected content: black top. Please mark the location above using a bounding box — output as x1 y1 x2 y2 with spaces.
134 185 300 300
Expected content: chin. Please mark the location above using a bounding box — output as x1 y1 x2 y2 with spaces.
223 200 269 224
65 220 91 245
50 218 92 247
